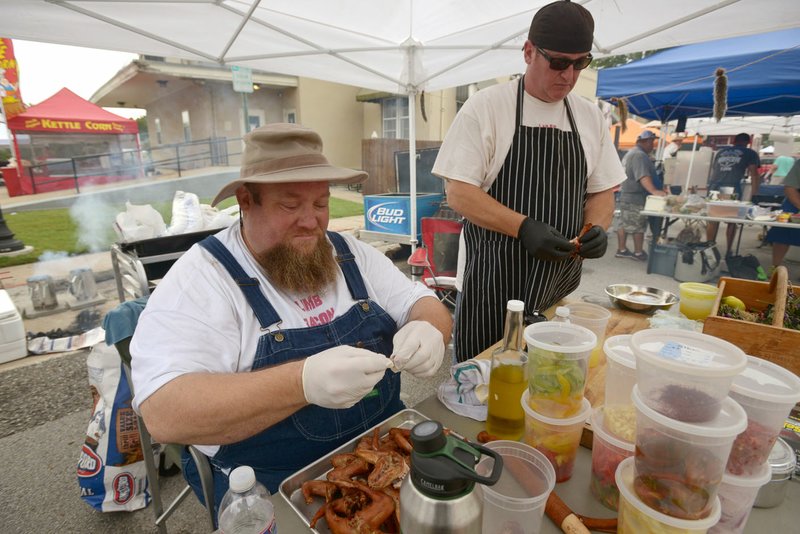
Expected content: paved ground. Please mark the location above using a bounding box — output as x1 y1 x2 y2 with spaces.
0 176 797 533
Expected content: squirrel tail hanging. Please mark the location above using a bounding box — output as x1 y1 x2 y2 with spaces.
612 97 628 133
714 68 728 122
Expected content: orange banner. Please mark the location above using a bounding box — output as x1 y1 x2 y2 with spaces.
1 37 25 120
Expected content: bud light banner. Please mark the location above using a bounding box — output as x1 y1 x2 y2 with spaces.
78 342 150 512
364 193 443 237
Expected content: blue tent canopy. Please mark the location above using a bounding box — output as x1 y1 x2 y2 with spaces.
596 28 800 121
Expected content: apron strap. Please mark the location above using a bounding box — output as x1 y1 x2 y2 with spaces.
198 235 281 329
327 231 369 301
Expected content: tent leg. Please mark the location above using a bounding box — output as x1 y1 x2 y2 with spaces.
408 92 418 251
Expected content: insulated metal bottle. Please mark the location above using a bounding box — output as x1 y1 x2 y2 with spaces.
399 420 503 533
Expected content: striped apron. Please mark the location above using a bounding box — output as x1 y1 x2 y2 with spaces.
455 77 588 362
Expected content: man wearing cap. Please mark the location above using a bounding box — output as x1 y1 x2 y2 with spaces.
130 123 451 510
617 130 666 261
432 0 624 361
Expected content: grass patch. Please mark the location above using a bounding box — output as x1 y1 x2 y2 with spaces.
0 196 363 268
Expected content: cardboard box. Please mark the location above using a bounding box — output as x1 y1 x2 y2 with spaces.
779 403 800 476
364 193 444 238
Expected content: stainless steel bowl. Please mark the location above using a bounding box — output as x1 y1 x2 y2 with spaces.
605 284 678 314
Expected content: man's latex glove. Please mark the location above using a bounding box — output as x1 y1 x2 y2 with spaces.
517 217 576 261
577 225 608 259
391 321 445 378
302 346 391 409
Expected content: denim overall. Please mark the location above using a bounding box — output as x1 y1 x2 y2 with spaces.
182 232 403 516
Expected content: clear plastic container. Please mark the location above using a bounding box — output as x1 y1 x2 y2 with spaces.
218 465 276 534
726 356 800 476
709 462 771 534
520 389 590 483
679 282 719 320
631 329 747 423
603 334 637 408
590 406 635 511
616 457 722 534
565 302 612 368
631 386 747 520
524 322 596 418
476 440 556 534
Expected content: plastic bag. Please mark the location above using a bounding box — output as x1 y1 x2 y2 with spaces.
166 190 204 235
202 204 240 230
113 202 167 242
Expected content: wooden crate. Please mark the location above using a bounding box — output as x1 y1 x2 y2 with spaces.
703 266 799 376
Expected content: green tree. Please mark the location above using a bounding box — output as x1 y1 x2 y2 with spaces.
593 50 661 70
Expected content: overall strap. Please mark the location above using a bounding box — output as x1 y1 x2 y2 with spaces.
327 231 369 301
198 236 281 329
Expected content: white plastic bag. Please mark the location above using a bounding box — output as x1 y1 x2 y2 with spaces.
203 204 240 230
113 202 167 242
166 191 204 235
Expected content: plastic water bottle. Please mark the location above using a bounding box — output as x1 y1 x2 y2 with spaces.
553 306 571 323
218 466 276 534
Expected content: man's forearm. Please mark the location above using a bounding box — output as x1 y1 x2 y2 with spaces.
446 180 525 237
140 359 306 445
584 188 616 229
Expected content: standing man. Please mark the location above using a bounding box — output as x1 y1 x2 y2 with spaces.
766 159 800 270
131 123 451 511
707 133 760 255
616 130 667 261
433 0 625 362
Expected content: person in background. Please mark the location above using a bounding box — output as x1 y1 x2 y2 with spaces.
706 132 760 255
663 135 684 159
432 0 625 362
770 154 796 185
766 159 800 270
130 123 452 512
616 130 666 261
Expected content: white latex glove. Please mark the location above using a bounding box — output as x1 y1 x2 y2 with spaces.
302 346 392 409
391 321 445 378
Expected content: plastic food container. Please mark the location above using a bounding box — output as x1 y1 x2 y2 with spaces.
564 302 611 368
709 462 770 534
604 334 637 408
631 329 747 423
706 200 749 218
476 440 556 534
631 386 747 520
524 322 596 418
754 438 796 508
616 457 722 534
521 390 590 483
590 406 635 510
726 356 800 476
679 282 720 320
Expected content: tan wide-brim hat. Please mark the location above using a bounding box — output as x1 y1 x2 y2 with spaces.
212 123 367 206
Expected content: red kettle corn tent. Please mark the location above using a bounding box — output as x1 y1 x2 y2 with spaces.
5 88 139 196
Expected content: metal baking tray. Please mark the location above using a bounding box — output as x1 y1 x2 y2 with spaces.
279 408 428 533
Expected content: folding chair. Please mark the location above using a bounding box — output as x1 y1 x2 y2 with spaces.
105 300 216 533
407 216 462 310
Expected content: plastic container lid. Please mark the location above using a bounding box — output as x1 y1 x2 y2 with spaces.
616 457 722 530
521 390 591 426
730 355 800 405
631 385 747 438
604 335 636 370
630 329 747 377
767 438 797 476
722 461 772 487
591 406 635 451
507 300 525 312
524 322 597 355
229 465 257 493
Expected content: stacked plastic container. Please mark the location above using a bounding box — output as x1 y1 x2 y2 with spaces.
520 322 595 482
618 329 749 534
588 335 637 510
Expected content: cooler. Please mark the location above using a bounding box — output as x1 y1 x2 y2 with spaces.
0 289 27 364
362 193 444 243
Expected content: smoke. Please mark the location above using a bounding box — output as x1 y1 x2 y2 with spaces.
69 195 118 253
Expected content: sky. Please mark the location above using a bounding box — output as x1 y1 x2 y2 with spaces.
1 39 141 142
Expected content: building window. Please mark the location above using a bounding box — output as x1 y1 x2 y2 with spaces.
181 110 191 142
382 97 409 139
456 85 470 112
284 110 296 124
154 117 162 145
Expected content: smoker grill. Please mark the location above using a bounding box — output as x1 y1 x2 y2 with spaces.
111 229 220 302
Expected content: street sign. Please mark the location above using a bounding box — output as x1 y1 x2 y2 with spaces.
231 65 253 93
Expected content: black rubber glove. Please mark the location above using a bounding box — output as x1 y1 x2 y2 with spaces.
578 225 608 259
517 217 576 261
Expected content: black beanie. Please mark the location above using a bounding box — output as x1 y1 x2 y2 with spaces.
528 0 594 53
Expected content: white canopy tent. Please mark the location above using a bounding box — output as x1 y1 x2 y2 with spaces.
2 0 798 243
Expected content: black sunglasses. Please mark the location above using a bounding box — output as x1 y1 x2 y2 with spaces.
536 47 593 71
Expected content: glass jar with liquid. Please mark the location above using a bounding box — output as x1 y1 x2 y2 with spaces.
487 299 528 440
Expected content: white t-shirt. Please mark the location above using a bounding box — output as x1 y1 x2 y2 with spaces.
431 79 626 289
130 224 434 457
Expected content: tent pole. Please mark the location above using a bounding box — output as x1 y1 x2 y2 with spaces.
408 91 418 251
683 133 700 193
